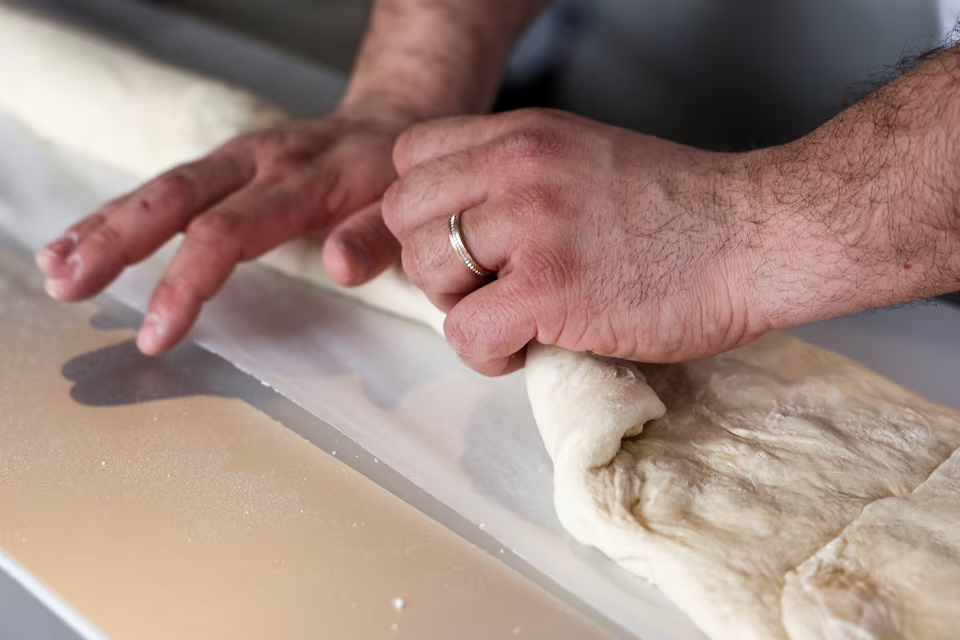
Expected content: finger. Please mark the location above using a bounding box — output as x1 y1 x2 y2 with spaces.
394 114 492 174
393 109 584 176
401 202 514 299
36 194 129 279
443 276 537 376
393 110 554 174
322 200 400 286
384 143 498 239
135 184 290 355
136 229 238 355
40 154 253 302
459 350 527 377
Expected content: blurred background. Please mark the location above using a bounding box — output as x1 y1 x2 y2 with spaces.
163 0 945 150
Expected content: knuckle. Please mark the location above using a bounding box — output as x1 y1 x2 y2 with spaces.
443 316 473 354
401 234 446 290
401 233 448 290
496 127 569 167
269 143 318 172
447 304 511 358
96 197 128 218
154 276 204 308
381 178 407 234
519 248 570 293
392 125 420 169
411 235 446 276
152 278 182 305
501 129 549 160
84 223 127 263
66 213 107 241
156 259 233 307
318 168 351 217
141 171 198 213
508 107 561 129
511 183 562 221
400 246 424 288
250 128 289 155
255 135 321 179
187 212 247 247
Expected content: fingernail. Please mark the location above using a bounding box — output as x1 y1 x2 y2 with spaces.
137 313 163 355
44 254 80 285
344 238 370 281
43 277 70 300
42 236 76 261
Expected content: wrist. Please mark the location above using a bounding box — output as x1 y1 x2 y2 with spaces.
339 62 498 126
334 91 432 133
339 0 539 128
733 142 868 332
700 150 787 340
742 136 960 332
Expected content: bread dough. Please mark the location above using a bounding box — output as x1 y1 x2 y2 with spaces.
0 4 286 177
530 334 960 640
3 9 960 640
782 448 960 640
259 241 446 335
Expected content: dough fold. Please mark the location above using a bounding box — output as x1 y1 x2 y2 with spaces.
531 333 960 640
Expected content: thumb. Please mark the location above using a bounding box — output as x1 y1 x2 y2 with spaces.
444 277 537 377
323 200 400 286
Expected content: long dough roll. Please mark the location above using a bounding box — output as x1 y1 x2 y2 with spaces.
0 3 286 177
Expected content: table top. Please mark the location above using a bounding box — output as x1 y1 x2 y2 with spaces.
0 231 617 640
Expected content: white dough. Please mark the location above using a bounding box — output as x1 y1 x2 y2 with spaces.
531 333 960 640
782 448 960 640
259 238 447 336
0 3 286 177
4 10 960 640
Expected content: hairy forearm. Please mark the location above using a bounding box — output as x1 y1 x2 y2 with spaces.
751 44 960 328
339 0 547 125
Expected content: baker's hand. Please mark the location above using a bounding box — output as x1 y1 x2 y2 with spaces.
383 109 774 376
36 109 407 355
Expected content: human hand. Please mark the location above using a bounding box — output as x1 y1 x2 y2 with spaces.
383 109 774 375
36 109 409 355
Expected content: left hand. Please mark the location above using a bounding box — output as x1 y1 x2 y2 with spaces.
383 109 777 375
35 108 410 355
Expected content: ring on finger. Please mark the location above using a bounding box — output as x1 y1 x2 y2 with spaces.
448 210 492 278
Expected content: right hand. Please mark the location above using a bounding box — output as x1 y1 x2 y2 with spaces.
35 108 408 355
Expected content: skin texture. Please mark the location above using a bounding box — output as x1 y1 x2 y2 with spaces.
35 0 545 355
753 45 960 328
38 114 402 354
383 109 768 376
384 45 960 375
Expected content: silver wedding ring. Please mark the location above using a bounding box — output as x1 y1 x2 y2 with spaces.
449 211 491 277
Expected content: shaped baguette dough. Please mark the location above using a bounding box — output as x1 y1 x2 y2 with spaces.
0 3 286 177
5 8 960 640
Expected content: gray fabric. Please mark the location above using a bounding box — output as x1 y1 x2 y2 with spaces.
509 0 948 148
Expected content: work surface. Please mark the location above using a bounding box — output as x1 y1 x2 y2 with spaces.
0 238 616 640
